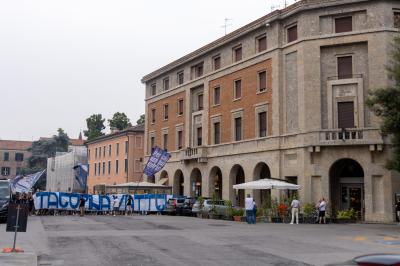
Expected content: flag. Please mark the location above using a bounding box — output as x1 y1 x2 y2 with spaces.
73 164 88 193
143 147 171 177
10 170 46 193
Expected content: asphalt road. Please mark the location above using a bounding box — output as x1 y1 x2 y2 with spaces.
1 215 400 266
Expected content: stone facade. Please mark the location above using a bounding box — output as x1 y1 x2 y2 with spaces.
86 125 144 194
142 0 400 222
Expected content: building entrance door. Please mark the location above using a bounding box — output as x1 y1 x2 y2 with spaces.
340 184 363 213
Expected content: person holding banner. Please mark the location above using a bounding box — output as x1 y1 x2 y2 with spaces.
125 195 133 216
79 196 86 217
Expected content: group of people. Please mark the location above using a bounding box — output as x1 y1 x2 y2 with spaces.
79 195 135 217
244 194 328 225
10 192 35 215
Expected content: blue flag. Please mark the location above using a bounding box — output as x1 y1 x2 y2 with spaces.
73 164 88 193
11 170 45 193
143 147 171 177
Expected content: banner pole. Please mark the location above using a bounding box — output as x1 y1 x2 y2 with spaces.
12 204 20 252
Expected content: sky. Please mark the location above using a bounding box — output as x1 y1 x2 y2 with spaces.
0 0 296 141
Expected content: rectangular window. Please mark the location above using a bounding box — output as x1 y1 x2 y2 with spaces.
163 78 169 91
338 102 355 128
151 109 156 123
116 143 119 156
116 160 119 174
164 104 169 120
163 134 168 150
150 136 155 150
125 141 129 154
109 145 111 156
3 152 9 161
95 148 98 158
108 161 111 174
125 159 128 173
88 149 91 160
395 12 400 28
135 136 142 149
257 35 267 52
198 94 204 111
214 122 221 144
103 146 106 157
177 99 184 115
15 153 24 162
287 24 298 43
151 83 156 96
98 163 101 175
335 16 353 33
94 163 97 176
99 147 102 158
234 80 242 99
337 56 353 79
214 87 220 105
177 71 184 85
191 62 204 79
87 165 90 176
259 111 267 137
177 130 183 150
1 167 10 176
235 117 242 141
102 162 105 175
258 71 267 92
197 127 202 146
233 45 242 62
213 55 221 70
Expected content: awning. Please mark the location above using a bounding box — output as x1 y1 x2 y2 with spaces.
233 178 300 190
156 178 168 185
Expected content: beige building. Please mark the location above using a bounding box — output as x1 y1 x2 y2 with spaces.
142 0 400 222
0 140 32 179
86 125 144 194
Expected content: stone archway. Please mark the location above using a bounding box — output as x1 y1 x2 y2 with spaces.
209 166 222 200
173 169 184 196
329 158 364 218
253 162 271 207
190 168 202 197
229 165 245 207
159 170 169 186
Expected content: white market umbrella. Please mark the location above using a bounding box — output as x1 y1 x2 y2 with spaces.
233 178 300 190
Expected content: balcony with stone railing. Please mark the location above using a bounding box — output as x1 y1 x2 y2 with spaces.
319 128 383 146
181 147 208 163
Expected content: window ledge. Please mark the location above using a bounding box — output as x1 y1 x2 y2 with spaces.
233 98 241 102
213 104 221 107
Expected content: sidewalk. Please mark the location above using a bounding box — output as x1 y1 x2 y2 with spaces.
0 218 39 266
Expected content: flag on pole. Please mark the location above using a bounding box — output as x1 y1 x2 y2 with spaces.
10 170 46 193
143 147 171 177
73 164 88 193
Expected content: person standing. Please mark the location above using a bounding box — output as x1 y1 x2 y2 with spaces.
245 194 254 224
318 198 327 224
290 198 300 224
113 196 120 217
396 200 400 224
79 196 86 217
125 195 133 216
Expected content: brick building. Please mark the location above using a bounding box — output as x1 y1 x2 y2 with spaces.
142 0 400 222
86 125 144 194
0 140 32 179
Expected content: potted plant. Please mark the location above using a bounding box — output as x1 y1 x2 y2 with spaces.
208 193 218 219
336 209 357 224
303 203 316 224
232 208 244 222
196 196 205 218
225 200 233 221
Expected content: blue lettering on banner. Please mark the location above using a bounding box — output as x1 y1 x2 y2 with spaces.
33 192 173 212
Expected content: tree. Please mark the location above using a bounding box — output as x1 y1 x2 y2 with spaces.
108 112 132 131
136 114 145 125
367 37 400 172
84 114 105 141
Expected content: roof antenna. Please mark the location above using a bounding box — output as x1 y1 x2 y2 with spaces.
221 18 232 36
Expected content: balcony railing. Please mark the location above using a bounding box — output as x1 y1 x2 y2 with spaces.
327 74 363 81
319 128 382 144
182 147 208 162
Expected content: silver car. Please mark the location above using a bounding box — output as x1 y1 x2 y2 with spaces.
192 199 228 217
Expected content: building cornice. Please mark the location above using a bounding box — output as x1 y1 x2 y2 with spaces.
141 0 372 83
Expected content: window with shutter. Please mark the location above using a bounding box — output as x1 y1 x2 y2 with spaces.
177 99 184 115
151 109 156 123
197 127 202 146
257 35 267 52
337 56 353 79
213 56 221 70
163 78 169 91
198 94 204 110
234 80 242 99
235 117 242 141
259 111 267 137
287 25 298 43
335 16 353 33
177 130 183 150
177 71 184 85
258 71 267 92
164 104 169 120
214 87 220 105
163 134 168 150
395 12 400 28
338 102 355 128
233 46 242 62
214 122 221 144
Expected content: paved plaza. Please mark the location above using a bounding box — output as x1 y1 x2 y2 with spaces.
0 215 400 266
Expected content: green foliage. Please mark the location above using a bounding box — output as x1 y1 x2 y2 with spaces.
232 208 244 217
337 209 357 220
84 114 105 141
136 114 145 125
210 193 217 214
54 128 69 152
225 200 233 218
197 196 204 211
303 203 316 218
367 37 400 172
108 112 132 131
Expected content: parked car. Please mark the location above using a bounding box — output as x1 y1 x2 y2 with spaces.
192 199 228 217
0 179 10 223
165 197 196 216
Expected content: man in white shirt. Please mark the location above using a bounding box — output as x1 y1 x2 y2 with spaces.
318 198 327 224
290 198 300 224
245 194 255 224
112 196 120 217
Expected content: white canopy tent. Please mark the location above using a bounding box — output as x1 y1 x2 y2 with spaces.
233 178 300 190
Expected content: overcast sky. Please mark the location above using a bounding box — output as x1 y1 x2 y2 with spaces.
0 0 296 141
